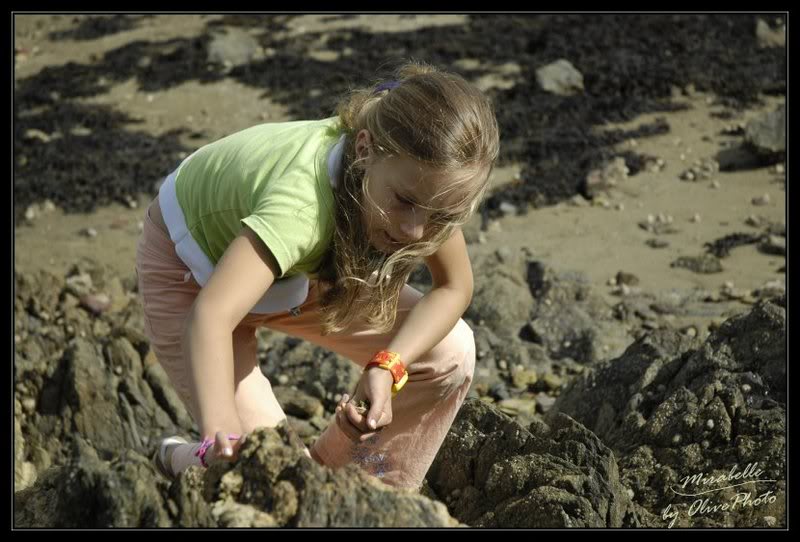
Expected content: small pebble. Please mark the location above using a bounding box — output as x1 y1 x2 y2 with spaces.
706 419 715 430
774 164 785 174
752 194 771 206
711 180 720 189
684 327 697 338
646 214 655 224
690 213 701 223
701 440 710 449
22 397 36 413
498 360 508 370
82 227 98 238
742 384 752 393
615 203 625 211
672 434 682 445
277 374 289 385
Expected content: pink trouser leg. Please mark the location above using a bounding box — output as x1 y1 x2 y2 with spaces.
258 283 477 491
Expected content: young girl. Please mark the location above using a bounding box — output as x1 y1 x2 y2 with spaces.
135 60 500 491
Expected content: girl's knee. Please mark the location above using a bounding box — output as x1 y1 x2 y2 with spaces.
425 318 476 389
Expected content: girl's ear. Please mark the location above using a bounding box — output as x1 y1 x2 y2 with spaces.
355 129 373 161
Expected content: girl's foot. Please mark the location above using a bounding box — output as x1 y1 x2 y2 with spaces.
152 436 189 481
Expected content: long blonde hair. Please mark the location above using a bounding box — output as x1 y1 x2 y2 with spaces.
316 60 500 336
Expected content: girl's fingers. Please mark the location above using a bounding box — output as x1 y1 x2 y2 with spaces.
214 431 233 461
336 410 363 442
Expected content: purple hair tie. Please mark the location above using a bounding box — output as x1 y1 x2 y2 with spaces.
373 80 401 94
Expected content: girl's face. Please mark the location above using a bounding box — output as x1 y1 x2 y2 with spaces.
354 129 472 253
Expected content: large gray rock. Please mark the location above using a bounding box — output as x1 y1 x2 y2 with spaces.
207 27 264 68
259 336 361 411
465 248 535 339
525 261 633 363
536 59 584 96
550 297 786 527
426 399 644 527
745 104 786 156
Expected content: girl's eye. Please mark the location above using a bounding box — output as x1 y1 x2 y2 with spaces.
395 193 414 206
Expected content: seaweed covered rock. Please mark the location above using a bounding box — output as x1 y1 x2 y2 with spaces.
16 425 461 528
426 399 643 527
550 296 786 527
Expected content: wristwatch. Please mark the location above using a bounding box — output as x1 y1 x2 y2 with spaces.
365 350 409 397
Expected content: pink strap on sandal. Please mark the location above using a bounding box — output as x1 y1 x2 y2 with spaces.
194 434 241 468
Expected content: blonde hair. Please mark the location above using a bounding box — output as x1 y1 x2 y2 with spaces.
316 59 500 336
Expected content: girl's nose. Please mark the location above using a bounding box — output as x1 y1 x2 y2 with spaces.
398 208 426 242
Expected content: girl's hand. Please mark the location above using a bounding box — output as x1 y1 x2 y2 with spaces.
335 368 394 443
206 430 246 464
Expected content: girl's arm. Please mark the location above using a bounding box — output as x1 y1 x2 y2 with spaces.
182 226 282 440
387 227 474 367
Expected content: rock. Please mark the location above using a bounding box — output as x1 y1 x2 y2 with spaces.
24 129 52 143
615 271 640 287
496 398 537 418
678 158 719 182
754 279 785 299
756 18 786 48
671 254 723 274
498 201 517 216
535 59 584 96
207 27 264 69
752 193 771 206
524 261 632 363
272 387 325 419
534 392 557 414
426 400 641 527
144 363 195 430
541 373 563 391
80 293 111 315
212 426 461 527
24 205 38 221
488 382 511 401
15 438 173 527
638 220 679 235
552 298 786 527
759 235 785 256
745 105 785 156
65 272 94 298
645 238 670 249
465 251 534 339
511 368 538 390
260 338 361 413
16 423 461 527
585 157 629 198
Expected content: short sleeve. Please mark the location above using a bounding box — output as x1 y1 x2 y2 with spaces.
240 178 319 279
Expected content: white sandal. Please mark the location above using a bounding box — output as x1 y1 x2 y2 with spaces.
152 436 189 481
